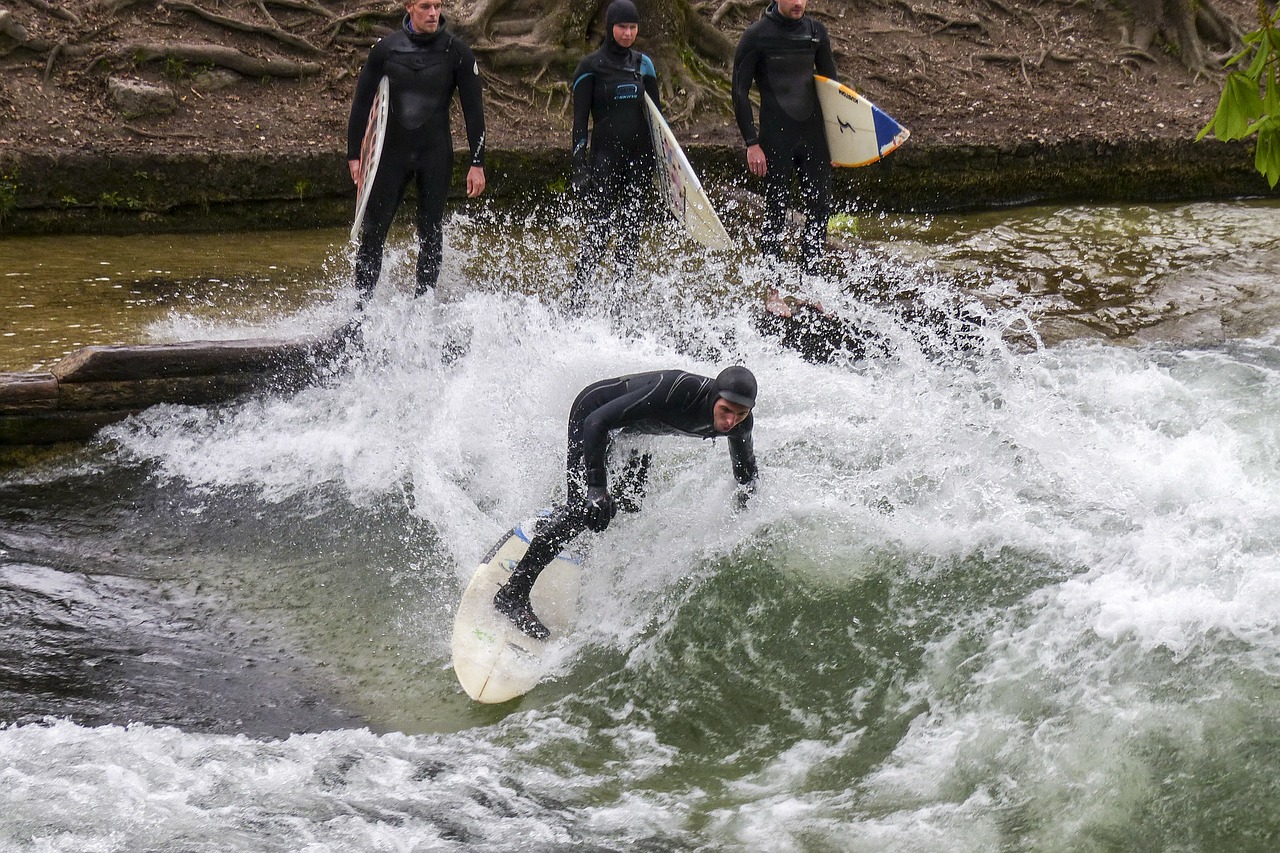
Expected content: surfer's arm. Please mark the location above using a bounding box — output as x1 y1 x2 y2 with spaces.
730 35 761 147
728 421 758 486
571 66 593 155
346 47 385 161
455 43 486 167
577 381 669 488
814 22 838 79
570 65 594 187
640 54 661 113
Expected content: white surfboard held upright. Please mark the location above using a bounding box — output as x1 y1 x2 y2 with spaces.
350 75 389 243
814 75 910 168
644 93 733 251
451 515 583 704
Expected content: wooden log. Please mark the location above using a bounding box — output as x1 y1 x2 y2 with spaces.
0 410 140 446
52 337 329 383
57 373 268 411
0 373 58 412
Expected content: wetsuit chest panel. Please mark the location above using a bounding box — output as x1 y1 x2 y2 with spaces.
385 43 456 130
760 30 821 122
590 58 649 149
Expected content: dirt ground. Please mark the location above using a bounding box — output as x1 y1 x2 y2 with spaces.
0 0 1257 161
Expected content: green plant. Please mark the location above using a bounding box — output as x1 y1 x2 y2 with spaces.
97 192 141 210
1199 0 1280 186
294 179 312 200
828 213 859 235
163 55 188 81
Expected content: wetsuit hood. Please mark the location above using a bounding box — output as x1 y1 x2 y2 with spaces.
714 366 758 410
603 0 640 53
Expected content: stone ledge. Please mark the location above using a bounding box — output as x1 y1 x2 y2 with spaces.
1 138 1275 236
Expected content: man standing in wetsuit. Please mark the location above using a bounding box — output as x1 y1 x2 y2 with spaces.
347 0 486 310
494 366 759 639
732 0 838 274
568 0 661 304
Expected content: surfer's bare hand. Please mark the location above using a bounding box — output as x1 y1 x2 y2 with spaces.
746 144 767 177
348 159 360 184
466 166 486 198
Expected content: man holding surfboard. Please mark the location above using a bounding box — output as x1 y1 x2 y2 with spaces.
346 0 486 310
568 0 662 304
731 0 837 274
493 366 760 640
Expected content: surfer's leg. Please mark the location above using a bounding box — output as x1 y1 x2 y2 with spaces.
760 140 795 264
412 143 453 297
797 135 833 274
354 130 415 307
353 166 409 308
572 167 614 301
494 504 590 639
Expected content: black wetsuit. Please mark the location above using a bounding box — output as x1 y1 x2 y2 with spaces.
506 370 757 595
347 16 485 302
732 3 838 271
570 37 660 289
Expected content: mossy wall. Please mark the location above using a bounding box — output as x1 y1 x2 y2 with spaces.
0 138 1274 237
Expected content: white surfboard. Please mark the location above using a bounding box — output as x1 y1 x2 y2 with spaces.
814 75 910 168
350 75 390 243
451 513 583 703
644 93 733 251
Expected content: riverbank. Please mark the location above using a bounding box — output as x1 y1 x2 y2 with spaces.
1 135 1273 236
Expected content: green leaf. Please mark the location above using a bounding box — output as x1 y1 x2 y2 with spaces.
1254 122 1280 187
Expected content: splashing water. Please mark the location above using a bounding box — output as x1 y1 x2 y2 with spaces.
2 201 1280 852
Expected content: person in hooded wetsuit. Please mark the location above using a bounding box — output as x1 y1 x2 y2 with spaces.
493 366 760 639
347 0 486 309
568 0 661 302
731 0 838 274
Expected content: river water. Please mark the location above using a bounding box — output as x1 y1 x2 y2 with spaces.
2 201 1279 851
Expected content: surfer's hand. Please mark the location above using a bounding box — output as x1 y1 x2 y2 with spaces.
466 166 486 198
348 159 361 184
584 486 616 532
746 144 767 178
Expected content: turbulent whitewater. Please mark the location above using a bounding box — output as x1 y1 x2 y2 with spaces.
2 201 1279 852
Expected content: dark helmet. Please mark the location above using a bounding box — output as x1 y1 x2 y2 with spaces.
715 365 757 409
607 0 640 27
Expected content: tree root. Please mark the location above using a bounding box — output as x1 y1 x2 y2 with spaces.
89 42 323 76
261 0 334 19
19 0 82 26
707 0 756 26
161 1 321 54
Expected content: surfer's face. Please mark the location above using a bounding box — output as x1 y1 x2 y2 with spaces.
713 398 752 433
612 23 638 48
406 0 442 32
776 0 807 19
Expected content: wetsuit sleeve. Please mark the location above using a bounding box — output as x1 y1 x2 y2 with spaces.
454 40 486 167
815 22 838 79
571 60 593 160
576 375 674 488
641 53 661 112
731 30 761 147
728 417 758 485
346 42 387 160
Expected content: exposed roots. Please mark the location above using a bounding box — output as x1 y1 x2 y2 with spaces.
161 1 322 54
89 41 323 76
